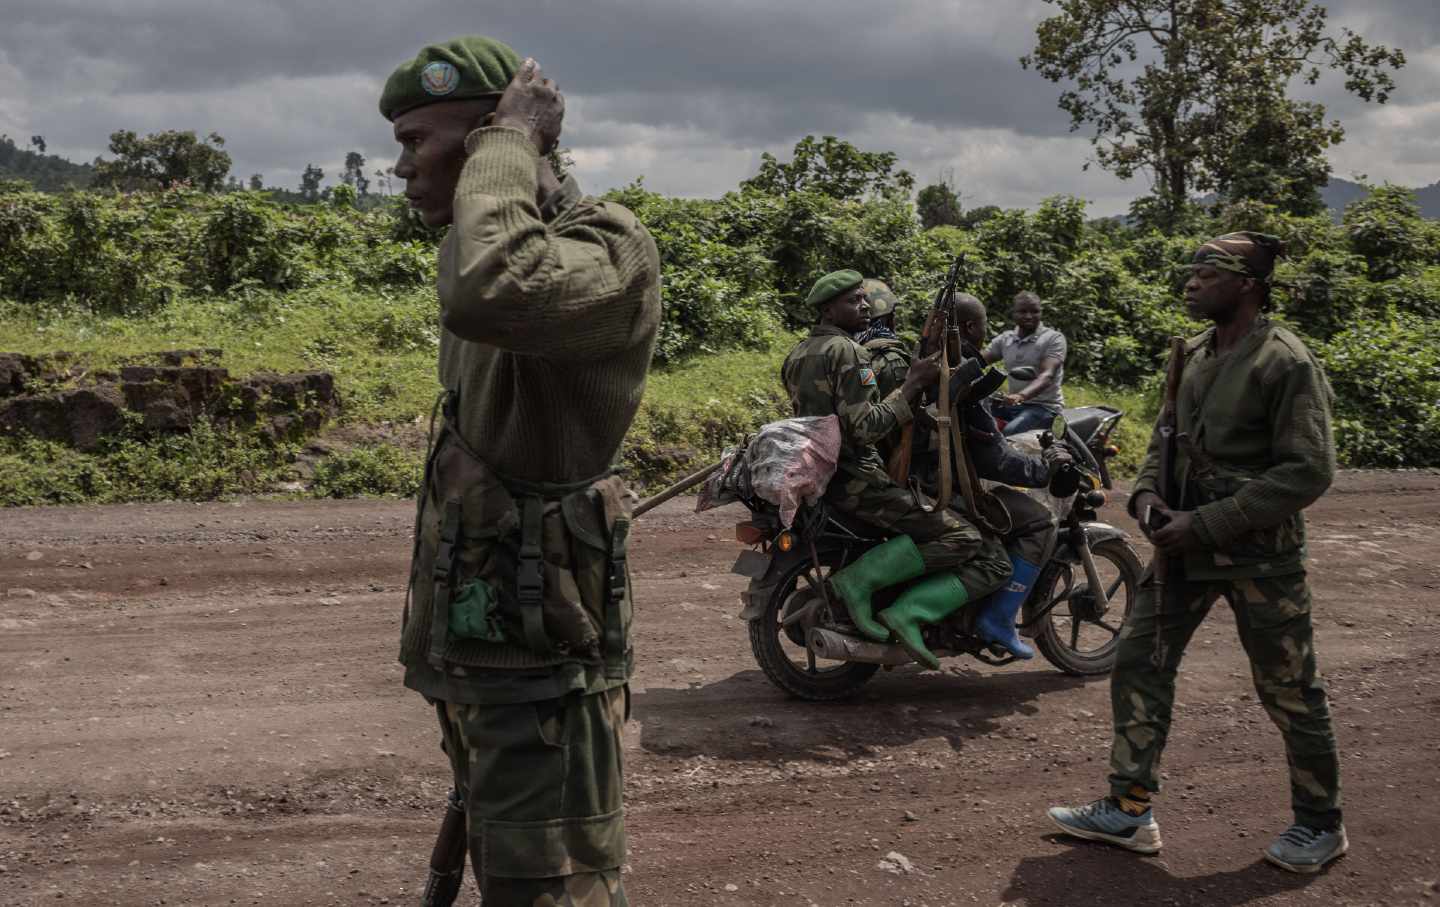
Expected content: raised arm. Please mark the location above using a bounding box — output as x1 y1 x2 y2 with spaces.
437 128 659 360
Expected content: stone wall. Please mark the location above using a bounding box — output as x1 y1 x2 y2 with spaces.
0 350 339 451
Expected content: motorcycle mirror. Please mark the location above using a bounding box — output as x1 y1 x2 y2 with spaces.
1050 414 1069 438
1008 366 1038 382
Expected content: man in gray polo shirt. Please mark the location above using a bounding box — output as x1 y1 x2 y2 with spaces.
983 290 1067 435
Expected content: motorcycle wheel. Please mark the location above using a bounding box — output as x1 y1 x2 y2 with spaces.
747 552 880 701
1033 537 1142 676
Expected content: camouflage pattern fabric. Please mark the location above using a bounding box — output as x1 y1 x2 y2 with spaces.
781 324 913 485
1191 231 1285 282
436 686 629 905
1108 571 1342 829
825 473 1012 599
862 336 911 401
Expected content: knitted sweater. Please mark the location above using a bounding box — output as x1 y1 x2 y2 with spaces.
1130 317 1336 580
436 127 661 483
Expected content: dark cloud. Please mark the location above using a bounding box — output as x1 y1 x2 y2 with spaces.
1 0 1436 212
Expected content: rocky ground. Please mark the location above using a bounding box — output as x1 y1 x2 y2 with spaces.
1 471 1438 906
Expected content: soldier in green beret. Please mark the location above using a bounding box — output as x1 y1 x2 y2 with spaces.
1049 231 1347 873
780 270 1013 670
382 36 660 906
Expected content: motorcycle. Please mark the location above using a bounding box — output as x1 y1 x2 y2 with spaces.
992 367 1127 491
728 414 1142 700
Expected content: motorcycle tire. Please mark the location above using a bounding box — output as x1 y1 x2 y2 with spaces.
1033 536 1142 676
747 553 880 701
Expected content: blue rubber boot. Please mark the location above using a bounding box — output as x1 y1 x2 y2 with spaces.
972 554 1038 659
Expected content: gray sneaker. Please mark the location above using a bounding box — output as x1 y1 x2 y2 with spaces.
1264 824 1348 873
1047 797 1162 854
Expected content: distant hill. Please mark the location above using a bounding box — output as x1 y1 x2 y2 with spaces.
1319 176 1440 220
0 136 92 191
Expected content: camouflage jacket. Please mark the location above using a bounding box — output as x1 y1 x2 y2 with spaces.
861 336 912 401
781 325 913 486
1130 317 1336 580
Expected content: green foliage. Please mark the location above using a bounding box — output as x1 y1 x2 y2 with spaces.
311 444 423 498
916 181 963 229
1343 184 1436 280
92 130 232 192
1317 315 1440 467
1023 0 1405 231
741 135 915 200
0 419 293 507
0 135 93 191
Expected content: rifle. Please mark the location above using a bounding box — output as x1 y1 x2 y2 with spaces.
886 255 964 505
420 788 468 907
1149 335 1188 670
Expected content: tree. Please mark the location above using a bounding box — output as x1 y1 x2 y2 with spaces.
249 173 264 191
1213 97 1337 216
742 135 915 200
299 164 325 203
91 129 232 191
916 177 963 229
341 151 370 196
1022 0 1404 231
29 136 46 154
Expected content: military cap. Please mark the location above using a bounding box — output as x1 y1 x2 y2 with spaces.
380 36 522 121
805 269 864 308
862 279 899 319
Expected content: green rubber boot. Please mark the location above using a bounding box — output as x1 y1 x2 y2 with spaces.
829 536 927 642
878 573 970 670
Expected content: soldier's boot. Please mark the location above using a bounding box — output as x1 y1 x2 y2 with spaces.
971 554 1039 660
877 572 970 670
829 535 926 642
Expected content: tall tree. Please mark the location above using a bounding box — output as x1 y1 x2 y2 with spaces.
29 136 46 154
91 129 232 192
742 135 915 200
916 175 963 229
341 151 370 196
1022 0 1404 231
249 173 264 191
299 164 325 203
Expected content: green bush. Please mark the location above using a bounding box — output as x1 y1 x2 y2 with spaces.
311 444 423 498
0 419 294 506
1317 315 1440 467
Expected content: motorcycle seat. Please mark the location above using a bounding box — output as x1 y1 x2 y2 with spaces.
1060 405 1121 444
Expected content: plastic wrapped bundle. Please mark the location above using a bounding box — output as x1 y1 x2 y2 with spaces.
746 415 842 527
695 442 753 512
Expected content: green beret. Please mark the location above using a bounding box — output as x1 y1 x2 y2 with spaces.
380 36 522 121
862 279 899 319
805 269 863 308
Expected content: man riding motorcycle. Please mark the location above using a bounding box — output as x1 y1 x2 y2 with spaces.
863 288 1074 659
781 270 1015 670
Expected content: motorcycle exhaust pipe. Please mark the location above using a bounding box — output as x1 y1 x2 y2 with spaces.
807 627 914 666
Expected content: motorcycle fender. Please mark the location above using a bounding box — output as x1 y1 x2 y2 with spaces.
1019 522 1129 634
735 548 812 621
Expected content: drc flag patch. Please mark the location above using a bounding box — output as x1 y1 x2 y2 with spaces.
858 367 878 388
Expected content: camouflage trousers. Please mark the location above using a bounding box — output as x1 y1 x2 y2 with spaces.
435 686 629 906
1108 570 1342 829
826 473 1013 598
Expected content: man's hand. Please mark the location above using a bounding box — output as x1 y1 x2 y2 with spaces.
493 58 564 155
1041 443 1073 478
1131 491 1166 541
1002 393 1025 407
901 352 942 401
1151 509 1199 553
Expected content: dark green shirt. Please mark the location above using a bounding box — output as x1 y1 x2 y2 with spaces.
1131 317 1336 580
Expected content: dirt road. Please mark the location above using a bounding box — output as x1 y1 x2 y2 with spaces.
2 472 1439 906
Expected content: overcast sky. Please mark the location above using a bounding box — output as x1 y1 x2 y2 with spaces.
2 0 1436 215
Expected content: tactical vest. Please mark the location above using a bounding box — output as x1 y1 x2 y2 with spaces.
399 392 633 678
